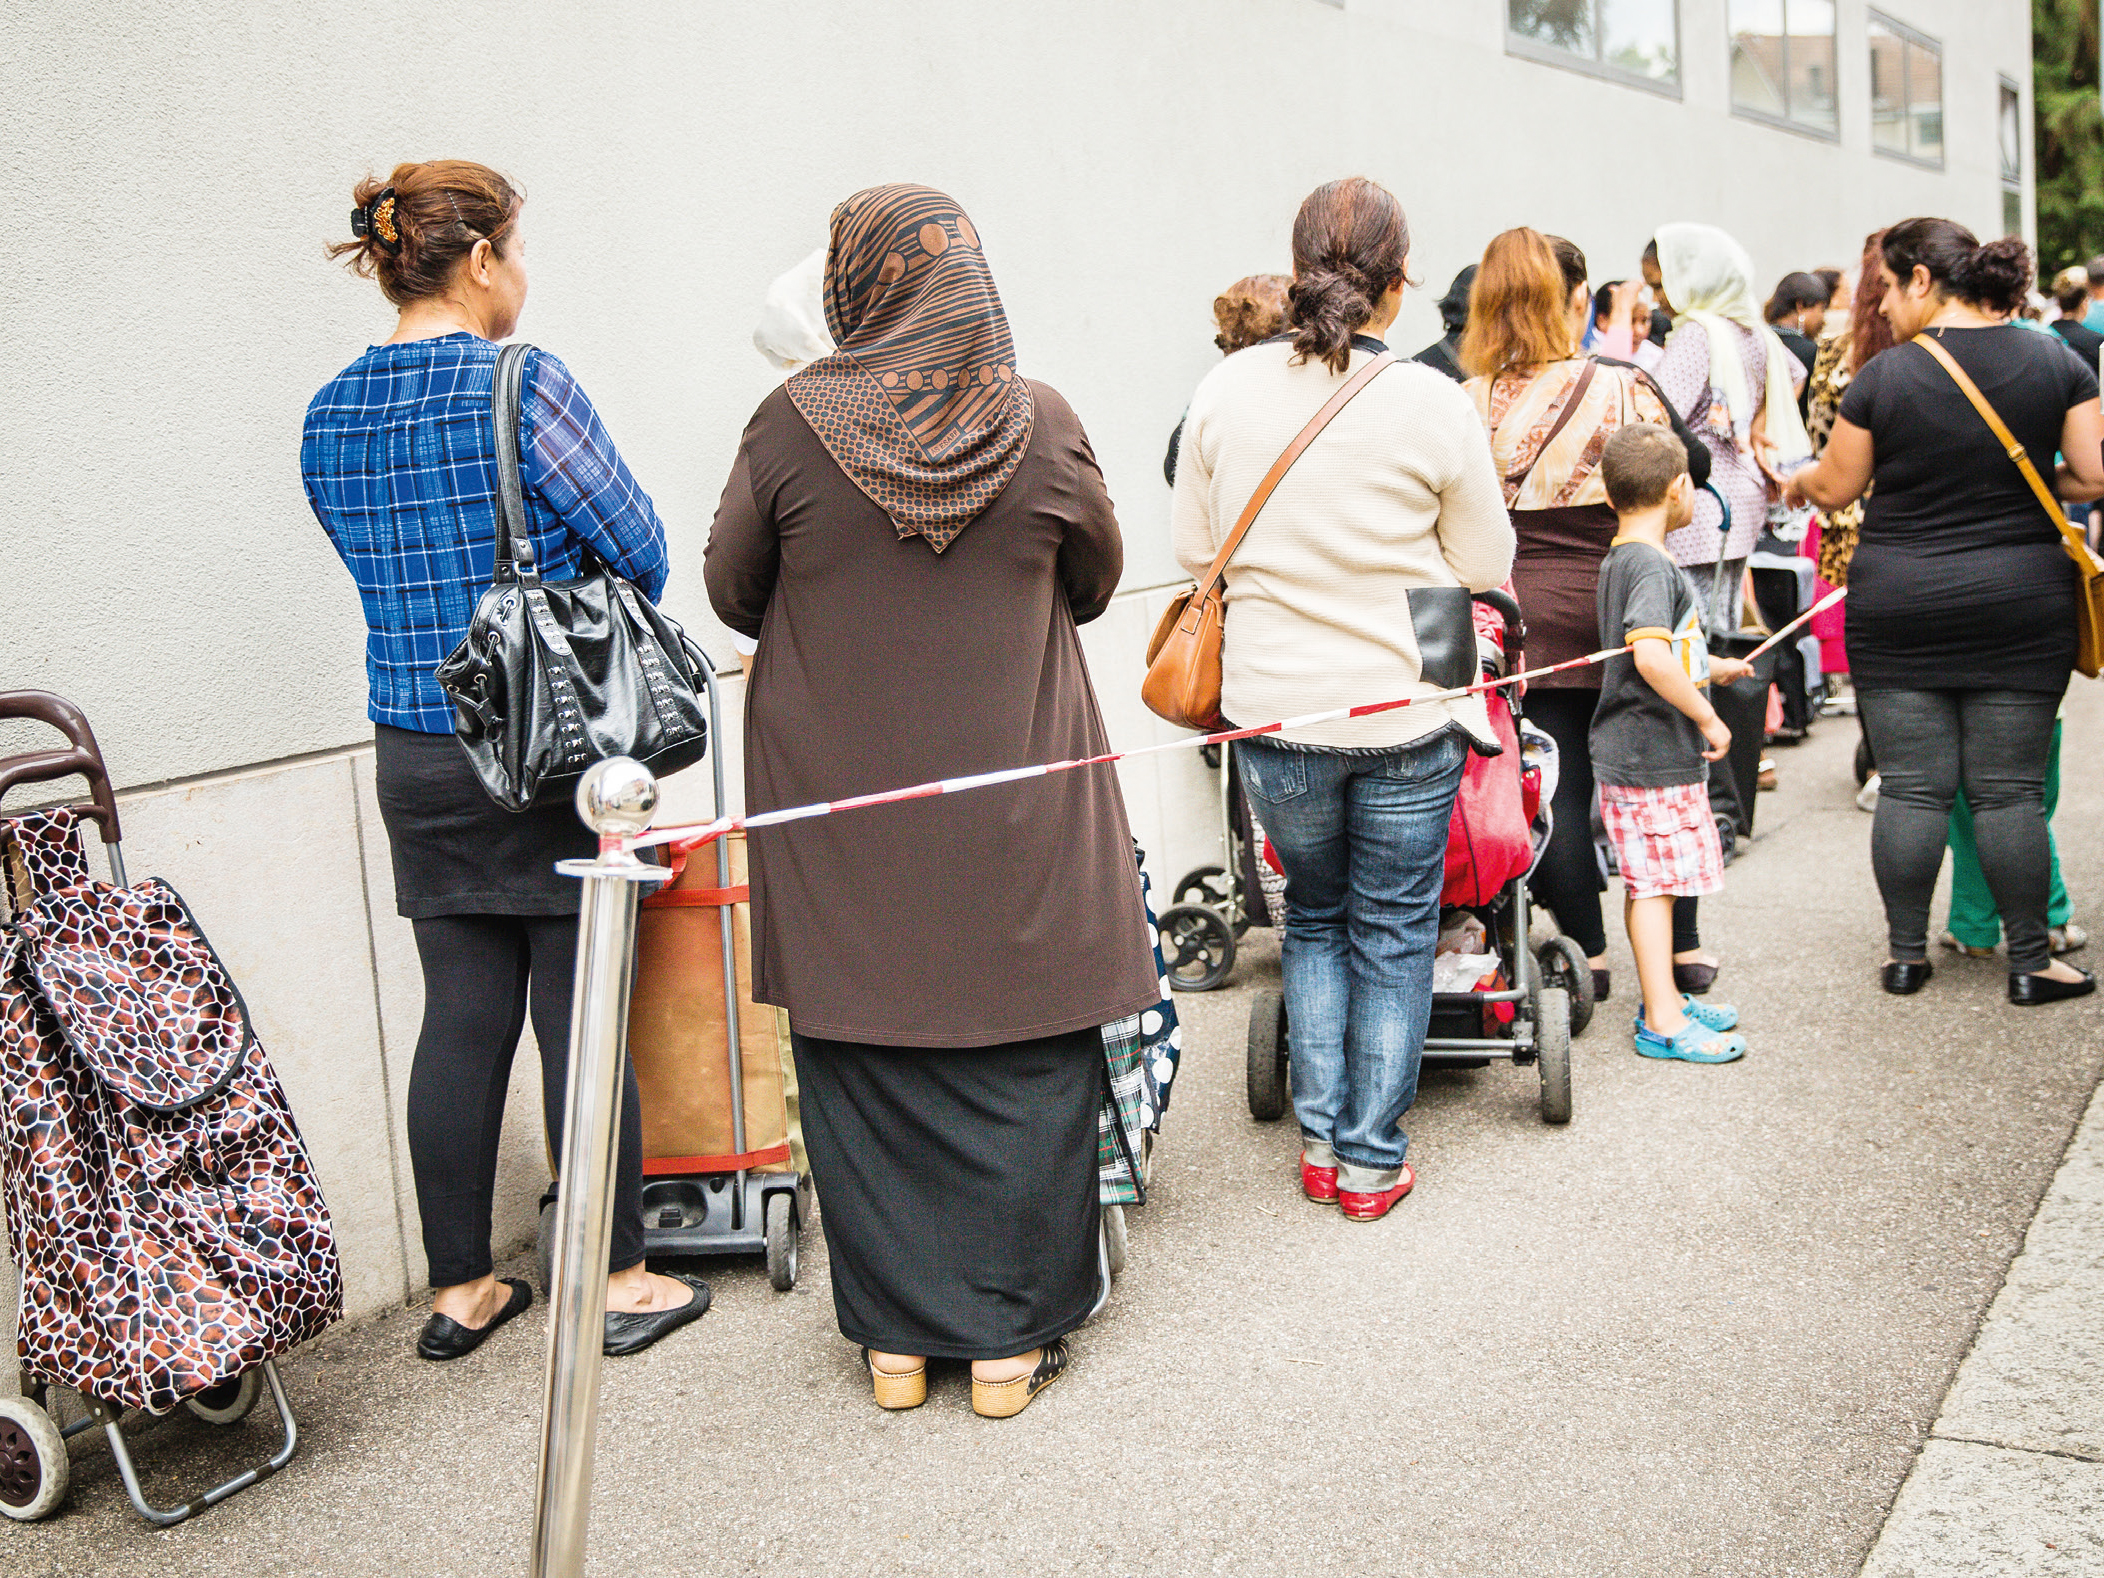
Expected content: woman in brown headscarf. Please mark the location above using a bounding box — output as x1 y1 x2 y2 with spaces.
706 185 1159 1419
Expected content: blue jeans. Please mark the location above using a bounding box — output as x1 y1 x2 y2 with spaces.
1237 730 1468 1190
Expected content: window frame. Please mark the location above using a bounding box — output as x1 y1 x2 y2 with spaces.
1868 9 1946 171
1999 74 2025 240
1505 0 1684 100
1726 0 1841 144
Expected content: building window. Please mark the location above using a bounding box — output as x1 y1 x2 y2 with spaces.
2000 75 2024 237
1870 12 1943 168
1507 0 1681 95
1729 0 1837 138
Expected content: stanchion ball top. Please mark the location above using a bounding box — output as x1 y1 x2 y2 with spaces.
576 758 659 837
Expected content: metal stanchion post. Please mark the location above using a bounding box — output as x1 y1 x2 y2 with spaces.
529 758 662 1578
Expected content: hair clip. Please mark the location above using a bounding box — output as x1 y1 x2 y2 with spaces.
351 187 402 256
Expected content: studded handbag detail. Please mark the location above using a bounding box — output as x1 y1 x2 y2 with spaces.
434 342 712 811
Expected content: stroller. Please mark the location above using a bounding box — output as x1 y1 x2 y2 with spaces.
0 691 336 1526
1160 593 1589 1126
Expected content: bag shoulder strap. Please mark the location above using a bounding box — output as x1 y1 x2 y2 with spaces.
1499 357 1600 488
490 341 536 584
1914 332 2080 549
1192 349 1397 596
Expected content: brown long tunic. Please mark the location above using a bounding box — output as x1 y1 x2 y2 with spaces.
704 380 1160 1047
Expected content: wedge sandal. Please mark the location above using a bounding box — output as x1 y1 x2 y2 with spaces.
862 1348 927 1410
971 1339 1069 1419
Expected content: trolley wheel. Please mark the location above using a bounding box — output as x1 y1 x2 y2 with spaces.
1246 989 1289 1122
184 1369 261 1426
536 1198 557 1295
1172 864 1232 910
1537 986 1573 1126
1103 1203 1128 1276
1536 935 1595 1037
0 1394 68 1522
1160 903 1235 992
764 1192 799 1292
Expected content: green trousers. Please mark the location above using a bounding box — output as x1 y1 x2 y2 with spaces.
1944 718 2070 947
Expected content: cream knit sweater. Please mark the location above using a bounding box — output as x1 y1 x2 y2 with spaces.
1171 339 1515 747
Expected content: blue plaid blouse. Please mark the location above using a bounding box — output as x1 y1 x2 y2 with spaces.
302 333 670 733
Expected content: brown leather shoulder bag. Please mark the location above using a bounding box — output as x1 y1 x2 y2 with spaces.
1143 351 1397 729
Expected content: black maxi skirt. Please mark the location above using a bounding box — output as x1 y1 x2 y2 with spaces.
791 1027 1103 1360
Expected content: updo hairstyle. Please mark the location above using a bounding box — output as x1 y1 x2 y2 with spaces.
1546 235 1587 298
1880 218 2032 319
1288 177 1410 375
1213 274 1293 354
327 160 523 308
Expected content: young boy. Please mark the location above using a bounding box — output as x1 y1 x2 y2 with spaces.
1592 425 1754 1063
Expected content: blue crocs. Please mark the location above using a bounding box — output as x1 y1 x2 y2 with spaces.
1634 1013 1746 1064
1635 994 1739 1034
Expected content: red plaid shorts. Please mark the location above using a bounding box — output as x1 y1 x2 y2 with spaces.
1599 782 1724 900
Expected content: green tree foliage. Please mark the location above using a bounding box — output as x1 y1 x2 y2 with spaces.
2036 0 2104 272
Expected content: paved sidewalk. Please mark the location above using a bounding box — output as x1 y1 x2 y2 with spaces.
1859 1077 2104 1575
4 687 2103 1577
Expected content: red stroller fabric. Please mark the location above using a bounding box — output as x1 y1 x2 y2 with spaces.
1441 693 1536 908
0 808 341 1415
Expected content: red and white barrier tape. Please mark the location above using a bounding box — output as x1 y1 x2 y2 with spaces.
633 585 1847 854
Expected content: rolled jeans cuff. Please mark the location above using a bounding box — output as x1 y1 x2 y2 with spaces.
1300 1135 1336 1168
1337 1160 1404 1193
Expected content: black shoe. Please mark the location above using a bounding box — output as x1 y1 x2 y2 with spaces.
604 1273 711 1357
1673 962 1719 996
2008 967 2097 1006
1881 960 1933 995
418 1277 532 1361
1592 968 1612 1003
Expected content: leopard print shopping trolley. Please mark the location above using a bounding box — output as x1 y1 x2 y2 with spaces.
0 690 340 1526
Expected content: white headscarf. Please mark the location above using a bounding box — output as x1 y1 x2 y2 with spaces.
752 245 834 373
1655 222 1810 461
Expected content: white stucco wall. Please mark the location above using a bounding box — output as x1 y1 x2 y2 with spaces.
0 0 2034 1362
2 0 2031 789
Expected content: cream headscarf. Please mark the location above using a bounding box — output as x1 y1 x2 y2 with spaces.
1655 222 1811 461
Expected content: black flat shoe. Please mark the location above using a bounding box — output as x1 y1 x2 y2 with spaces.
418 1277 532 1361
1673 962 1719 996
1881 960 1933 995
1592 968 1611 1003
2008 967 2096 1006
604 1274 711 1357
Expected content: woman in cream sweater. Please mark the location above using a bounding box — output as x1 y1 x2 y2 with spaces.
1171 177 1514 1222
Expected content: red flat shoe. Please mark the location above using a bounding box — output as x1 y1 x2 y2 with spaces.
1300 1154 1339 1203
1338 1164 1416 1222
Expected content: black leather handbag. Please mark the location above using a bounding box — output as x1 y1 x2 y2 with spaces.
435 342 710 812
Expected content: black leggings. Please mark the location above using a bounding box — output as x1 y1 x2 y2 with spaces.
407 914 646 1287
1856 687 2062 973
1524 690 1609 958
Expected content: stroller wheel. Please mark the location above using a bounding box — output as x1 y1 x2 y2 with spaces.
185 1369 261 1426
1536 935 1595 1036
1173 864 1231 909
1854 732 1875 787
764 1192 799 1292
0 1395 68 1522
1536 987 1573 1126
536 1198 558 1295
1246 990 1289 1122
1160 903 1235 992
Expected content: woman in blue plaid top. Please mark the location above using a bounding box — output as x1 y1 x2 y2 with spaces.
303 160 707 1363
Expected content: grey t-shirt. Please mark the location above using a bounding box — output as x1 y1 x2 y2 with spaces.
1589 539 1712 789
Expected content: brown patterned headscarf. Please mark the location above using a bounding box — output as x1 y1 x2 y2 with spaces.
786 184 1035 552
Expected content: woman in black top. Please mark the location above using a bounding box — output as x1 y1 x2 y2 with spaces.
1787 219 2104 1003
